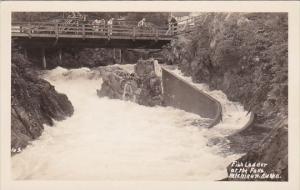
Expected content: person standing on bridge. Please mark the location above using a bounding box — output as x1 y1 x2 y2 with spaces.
169 16 178 35
138 18 146 28
92 19 99 33
99 19 106 34
107 18 114 36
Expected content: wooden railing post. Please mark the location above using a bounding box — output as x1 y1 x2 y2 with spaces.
76 22 79 35
119 49 122 64
41 48 47 69
132 27 136 41
82 24 85 39
28 24 32 38
55 23 59 39
24 48 28 59
107 25 111 40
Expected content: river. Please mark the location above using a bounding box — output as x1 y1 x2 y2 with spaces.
11 65 249 180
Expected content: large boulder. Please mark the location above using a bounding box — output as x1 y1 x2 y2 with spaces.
97 59 163 106
97 66 139 101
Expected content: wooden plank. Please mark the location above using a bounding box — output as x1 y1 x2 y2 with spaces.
58 48 62 65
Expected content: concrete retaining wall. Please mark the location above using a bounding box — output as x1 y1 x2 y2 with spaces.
231 112 255 135
162 68 222 128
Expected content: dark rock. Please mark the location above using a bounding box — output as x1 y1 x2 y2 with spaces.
226 119 288 181
134 59 155 77
97 59 163 106
97 66 135 100
11 52 74 153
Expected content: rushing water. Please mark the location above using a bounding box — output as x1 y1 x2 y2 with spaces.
12 65 249 180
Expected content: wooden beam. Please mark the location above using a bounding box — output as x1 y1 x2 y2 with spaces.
55 23 59 39
82 24 85 39
24 48 28 59
41 48 46 69
113 48 116 60
58 48 62 65
119 49 122 64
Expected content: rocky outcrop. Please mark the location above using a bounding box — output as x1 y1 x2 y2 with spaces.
11 52 74 153
97 59 163 106
97 66 137 100
226 119 288 181
164 13 288 180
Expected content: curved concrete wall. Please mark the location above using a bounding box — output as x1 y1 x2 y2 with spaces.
162 68 222 128
231 112 255 135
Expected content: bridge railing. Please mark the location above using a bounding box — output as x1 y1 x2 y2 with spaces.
176 15 207 35
11 21 173 40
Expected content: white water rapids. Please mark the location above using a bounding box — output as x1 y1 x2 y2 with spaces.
12 65 250 180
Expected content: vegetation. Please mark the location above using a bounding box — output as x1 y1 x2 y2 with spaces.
164 13 288 123
163 12 288 181
12 12 169 26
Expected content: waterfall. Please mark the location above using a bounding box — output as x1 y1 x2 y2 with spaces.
122 82 136 102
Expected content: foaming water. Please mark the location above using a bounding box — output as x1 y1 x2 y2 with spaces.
12 66 246 180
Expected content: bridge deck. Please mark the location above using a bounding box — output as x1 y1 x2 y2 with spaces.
12 21 174 49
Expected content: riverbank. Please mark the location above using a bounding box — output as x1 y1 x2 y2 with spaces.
11 50 74 153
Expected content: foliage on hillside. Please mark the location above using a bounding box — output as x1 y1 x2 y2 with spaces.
12 12 169 26
164 12 288 126
163 12 288 181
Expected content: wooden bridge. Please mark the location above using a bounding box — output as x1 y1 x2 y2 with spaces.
12 21 174 49
11 15 205 68
12 14 205 48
